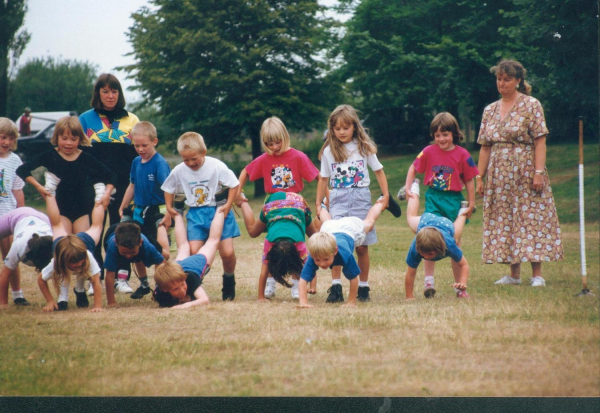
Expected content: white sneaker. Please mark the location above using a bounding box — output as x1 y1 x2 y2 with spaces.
114 279 133 294
530 276 546 287
86 283 94 296
264 279 277 299
495 275 522 285
44 172 61 195
458 201 476 216
291 283 299 300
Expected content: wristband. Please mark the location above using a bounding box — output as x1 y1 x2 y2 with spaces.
534 169 546 175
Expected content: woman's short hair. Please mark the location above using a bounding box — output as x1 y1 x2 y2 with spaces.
260 117 291 155
51 116 90 147
491 59 532 95
91 73 126 111
307 232 337 259
0 118 19 150
415 227 446 258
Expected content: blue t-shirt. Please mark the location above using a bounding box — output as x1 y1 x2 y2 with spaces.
405 212 463 269
300 233 360 282
104 232 164 272
130 152 171 207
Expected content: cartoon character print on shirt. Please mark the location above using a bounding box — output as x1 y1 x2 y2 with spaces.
0 169 7 197
431 166 453 191
330 160 366 189
192 184 210 206
270 164 296 190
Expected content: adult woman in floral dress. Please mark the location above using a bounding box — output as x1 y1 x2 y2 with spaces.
476 59 563 287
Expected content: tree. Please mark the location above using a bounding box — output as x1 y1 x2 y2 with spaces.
7 57 98 119
124 0 338 196
0 0 30 117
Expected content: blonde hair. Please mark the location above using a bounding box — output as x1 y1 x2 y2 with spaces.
415 227 446 258
131 121 157 141
52 236 91 294
430 112 464 145
0 118 19 151
51 116 90 147
307 232 337 259
260 116 291 155
177 132 207 155
154 261 187 291
319 105 377 163
491 59 532 96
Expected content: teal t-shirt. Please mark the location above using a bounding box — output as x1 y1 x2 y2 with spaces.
259 192 312 243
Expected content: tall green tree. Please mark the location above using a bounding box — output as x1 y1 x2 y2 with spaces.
7 57 98 119
124 0 337 196
0 0 30 117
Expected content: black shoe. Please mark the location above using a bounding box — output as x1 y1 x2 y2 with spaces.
384 194 402 218
57 301 68 311
326 284 344 303
222 275 236 301
131 284 152 299
357 286 371 302
74 289 89 308
13 297 30 306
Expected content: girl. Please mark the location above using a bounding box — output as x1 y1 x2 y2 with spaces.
16 116 117 236
236 116 321 298
399 112 478 298
38 193 105 312
316 105 400 303
0 118 28 306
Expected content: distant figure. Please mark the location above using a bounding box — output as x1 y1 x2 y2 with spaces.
19 108 32 136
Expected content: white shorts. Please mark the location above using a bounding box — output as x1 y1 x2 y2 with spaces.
321 217 366 248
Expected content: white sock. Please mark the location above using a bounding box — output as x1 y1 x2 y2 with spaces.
266 277 276 285
58 283 69 302
331 279 342 286
292 279 299 287
424 275 434 284
74 278 86 293
411 181 420 197
358 281 369 287
11 289 24 299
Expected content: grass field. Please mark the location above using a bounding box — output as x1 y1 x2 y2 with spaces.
0 143 598 397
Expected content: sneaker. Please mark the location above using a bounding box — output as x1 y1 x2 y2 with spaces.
93 183 107 202
222 275 236 301
397 178 420 201
44 171 61 195
130 284 152 299
456 290 470 298
86 283 95 296
325 284 344 303
494 275 522 285
74 289 89 308
13 297 30 306
291 283 299 300
114 279 133 294
174 192 187 214
381 194 401 218
530 276 546 287
264 279 277 299
57 301 68 311
357 286 371 302
424 280 436 298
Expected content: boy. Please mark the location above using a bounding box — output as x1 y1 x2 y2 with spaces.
403 180 470 299
162 132 240 301
117 121 171 297
153 209 225 308
298 200 386 308
104 221 164 307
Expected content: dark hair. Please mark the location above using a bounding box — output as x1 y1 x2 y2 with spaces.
266 240 304 288
490 59 532 96
430 112 464 145
91 73 126 111
25 234 53 271
114 222 141 248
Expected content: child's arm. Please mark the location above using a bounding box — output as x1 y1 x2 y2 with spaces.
237 199 267 238
119 183 135 217
404 164 418 199
297 278 313 308
220 185 239 217
462 178 475 218
12 189 24 208
164 191 177 217
343 277 358 307
374 168 391 210
452 256 469 290
236 168 248 200
37 275 58 312
105 271 118 307
172 286 209 309
315 176 328 217
25 176 52 199
405 266 417 300
89 274 104 312
257 264 269 302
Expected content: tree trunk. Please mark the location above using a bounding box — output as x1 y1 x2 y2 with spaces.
249 123 265 198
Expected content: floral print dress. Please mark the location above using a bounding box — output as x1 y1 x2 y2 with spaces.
477 94 564 264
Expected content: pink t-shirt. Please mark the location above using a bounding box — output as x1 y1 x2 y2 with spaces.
245 148 319 194
413 145 479 192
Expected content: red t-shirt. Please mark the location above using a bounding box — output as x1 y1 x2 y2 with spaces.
19 115 31 135
245 148 319 194
413 145 479 192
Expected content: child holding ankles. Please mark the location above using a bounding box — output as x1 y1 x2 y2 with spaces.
162 132 240 301
298 200 386 308
403 180 470 299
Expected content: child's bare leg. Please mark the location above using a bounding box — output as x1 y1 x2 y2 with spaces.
406 191 421 234
319 207 332 222
198 210 225 265
356 246 369 283
363 202 384 233
189 240 205 255
73 214 91 234
86 203 106 245
60 217 74 235
454 213 467 243
156 224 170 260
219 239 236 274
174 214 191 261
331 265 341 283
1 238 22 300
45 195 67 238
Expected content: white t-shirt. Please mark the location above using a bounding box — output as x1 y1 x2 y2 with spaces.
4 217 52 270
41 250 101 282
320 139 383 189
0 153 25 215
161 157 239 207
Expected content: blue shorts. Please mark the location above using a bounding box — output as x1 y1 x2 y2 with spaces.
53 232 96 253
186 207 240 242
329 187 376 246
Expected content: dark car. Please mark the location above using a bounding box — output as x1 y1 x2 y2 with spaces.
15 123 55 162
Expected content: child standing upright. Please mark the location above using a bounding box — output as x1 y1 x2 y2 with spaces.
162 132 240 301
316 105 401 303
399 112 478 298
237 116 320 299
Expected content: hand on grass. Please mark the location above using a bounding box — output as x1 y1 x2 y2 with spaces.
257 298 269 303
107 302 120 308
43 302 57 312
307 288 317 295
342 302 356 308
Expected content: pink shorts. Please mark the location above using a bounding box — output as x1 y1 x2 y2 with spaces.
262 239 309 264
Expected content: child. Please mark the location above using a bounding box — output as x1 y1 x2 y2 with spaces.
237 117 321 298
16 116 116 235
38 193 105 312
162 132 240 301
153 209 225 308
403 179 470 299
399 112 478 298
0 118 27 306
235 192 318 301
298 199 387 308
316 104 401 303
117 121 171 296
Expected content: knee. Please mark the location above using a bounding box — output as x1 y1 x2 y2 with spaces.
355 246 368 257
